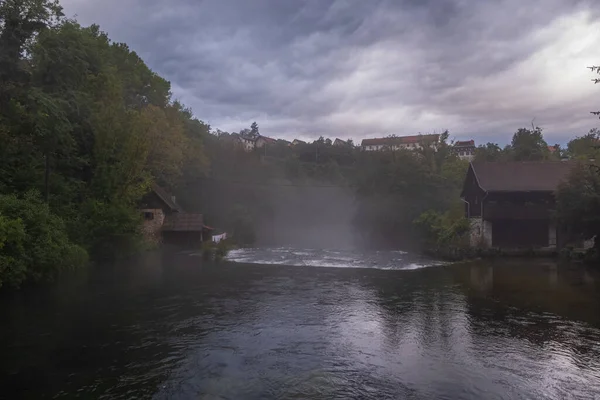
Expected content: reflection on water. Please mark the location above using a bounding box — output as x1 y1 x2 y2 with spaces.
0 251 599 399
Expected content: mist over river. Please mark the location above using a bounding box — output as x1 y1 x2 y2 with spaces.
1 249 600 399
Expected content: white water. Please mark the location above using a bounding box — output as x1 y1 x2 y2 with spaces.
224 247 446 270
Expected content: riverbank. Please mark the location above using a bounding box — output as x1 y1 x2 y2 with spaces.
425 244 599 265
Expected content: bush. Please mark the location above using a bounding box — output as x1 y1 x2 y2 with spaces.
73 199 143 260
414 205 470 256
0 192 88 288
215 240 231 262
201 241 216 260
200 240 231 262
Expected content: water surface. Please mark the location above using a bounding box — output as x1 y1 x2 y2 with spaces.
1 249 599 399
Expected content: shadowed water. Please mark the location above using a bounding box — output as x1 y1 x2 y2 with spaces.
0 250 599 399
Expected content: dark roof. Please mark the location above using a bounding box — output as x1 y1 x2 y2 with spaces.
454 140 475 147
361 134 440 147
162 213 204 232
238 133 257 142
470 161 575 192
257 135 277 144
151 184 182 212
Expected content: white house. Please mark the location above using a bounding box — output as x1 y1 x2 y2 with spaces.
361 134 440 151
453 140 476 161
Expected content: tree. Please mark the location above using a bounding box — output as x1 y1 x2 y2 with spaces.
250 121 259 137
0 191 87 288
590 66 600 118
0 0 64 102
556 163 600 253
510 127 549 161
566 129 600 161
474 143 504 162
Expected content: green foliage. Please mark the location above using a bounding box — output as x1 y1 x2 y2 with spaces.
475 127 551 162
556 163 600 252
566 129 600 160
200 240 231 262
215 240 231 262
475 142 508 162
74 199 143 260
414 203 470 251
0 11 211 286
0 192 87 288
250 121 259 137
511 127 549 161
201 240 216 260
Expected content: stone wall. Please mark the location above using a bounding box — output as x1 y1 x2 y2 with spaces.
548 223 557 248
483 220 493 247
469 218 482 247
140 208 165 246
470 218 492 248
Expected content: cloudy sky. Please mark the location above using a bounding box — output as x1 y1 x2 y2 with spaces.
60 0 599 144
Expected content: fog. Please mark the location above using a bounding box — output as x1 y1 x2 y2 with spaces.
254 185 359 250
189 178 360 250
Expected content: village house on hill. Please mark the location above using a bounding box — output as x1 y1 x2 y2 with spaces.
290 139 307 146
231 132 256 152
461 161 576 250
333 138 352 147
452 140 476 161
231 133 279 152
361 134 440 151
255 135 277 148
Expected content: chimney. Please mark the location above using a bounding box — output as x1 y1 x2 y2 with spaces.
171 195 176 204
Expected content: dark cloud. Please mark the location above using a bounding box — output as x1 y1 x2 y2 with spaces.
62 0 600 144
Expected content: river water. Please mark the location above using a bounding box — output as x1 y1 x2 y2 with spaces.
1 248 600 399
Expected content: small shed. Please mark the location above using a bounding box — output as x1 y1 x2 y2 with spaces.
139 184 182 245
162 213 213 246
139 184 216 247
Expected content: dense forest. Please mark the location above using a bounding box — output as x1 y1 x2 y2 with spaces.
1 0 599 288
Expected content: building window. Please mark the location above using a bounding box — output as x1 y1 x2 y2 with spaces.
143 211 154 220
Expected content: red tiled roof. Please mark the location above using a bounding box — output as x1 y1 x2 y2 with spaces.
455 140 475 147
162 213 204 232
361 134 440 147
258 135 277 144
470 161 576 192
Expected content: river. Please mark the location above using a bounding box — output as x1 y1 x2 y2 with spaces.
1 248 599 399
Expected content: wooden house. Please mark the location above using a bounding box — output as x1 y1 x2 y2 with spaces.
139 184 181 245
139 184 212 247
460 161 575 249
161 213 212 247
